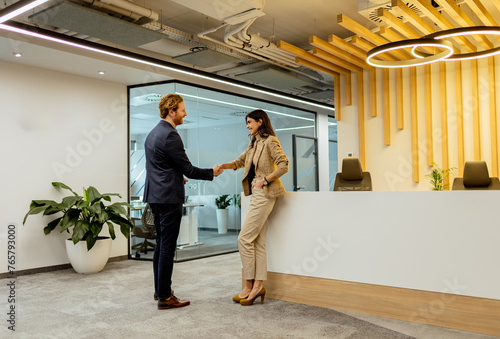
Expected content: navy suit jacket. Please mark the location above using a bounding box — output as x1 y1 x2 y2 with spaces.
143 120 213 204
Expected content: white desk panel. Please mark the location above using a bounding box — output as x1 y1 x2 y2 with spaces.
242 191 500 300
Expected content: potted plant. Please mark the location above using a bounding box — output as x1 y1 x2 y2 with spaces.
424 162 457 191
215 194 232 234
23 182 134 274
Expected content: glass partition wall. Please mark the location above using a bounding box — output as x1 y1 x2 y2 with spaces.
129 81 315 261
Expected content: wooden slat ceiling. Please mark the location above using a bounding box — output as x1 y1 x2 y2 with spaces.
277 0 500 77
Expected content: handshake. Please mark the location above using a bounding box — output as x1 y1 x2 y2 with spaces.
212 164 223 177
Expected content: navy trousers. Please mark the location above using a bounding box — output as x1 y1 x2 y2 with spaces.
150 203 182 300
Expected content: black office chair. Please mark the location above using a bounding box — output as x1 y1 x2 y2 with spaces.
333 158 372 191
452 161 500 190
131 203 156 257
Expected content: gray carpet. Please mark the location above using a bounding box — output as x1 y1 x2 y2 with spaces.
1 253 497 338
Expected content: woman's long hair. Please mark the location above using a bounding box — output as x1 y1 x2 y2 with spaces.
246 109 276 146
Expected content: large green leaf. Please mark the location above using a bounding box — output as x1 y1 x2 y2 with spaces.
31 200 59 208
106 202 132 218
75 199 90 209
88 203 102 216
109 215 134 238
86 236 98 251
43 217 63 235
24 200 62 224
61 196 82 209
23 204 50 224
43 205 64 216
59 209 80 233
100 193 121 202
120 223 132 238
107 222 116 240
83 186 89 202
86 186 101 203
89 204 108 223
89 220 104 237
72 220 90 244
52 182 78 196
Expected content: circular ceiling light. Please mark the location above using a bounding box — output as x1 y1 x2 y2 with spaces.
366 38 454 68
414 26 500 61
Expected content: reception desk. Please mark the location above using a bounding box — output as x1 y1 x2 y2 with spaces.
241 191 500 336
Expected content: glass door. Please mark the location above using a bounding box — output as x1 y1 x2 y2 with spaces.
292 135 318 191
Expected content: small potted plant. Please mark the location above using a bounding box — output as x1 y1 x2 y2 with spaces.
424 162 457 191
23 182 134 274
215 194 232 234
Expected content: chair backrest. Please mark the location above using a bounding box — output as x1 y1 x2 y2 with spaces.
141 203 156 235
452 161 500 190
333 158 372 191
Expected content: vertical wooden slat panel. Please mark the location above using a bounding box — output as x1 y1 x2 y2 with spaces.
345 73 352 106
357 71 366 169
471 59 481 160
440 62 450 189
488 57 498 176
397 68 404 130
425 64 433 166
410 67 419 182
383 68 391 145
455 61 465 176
334 74 341 121
370 69 377 117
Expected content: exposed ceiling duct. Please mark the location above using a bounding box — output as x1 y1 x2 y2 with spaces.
172 48 241 68
29 2 166 47
80 0 159 24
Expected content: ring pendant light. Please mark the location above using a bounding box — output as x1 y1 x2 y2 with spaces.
366 38 454 68
412 26 500 61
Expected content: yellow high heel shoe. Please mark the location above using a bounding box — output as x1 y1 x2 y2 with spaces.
240 287 266 306
232 294 248 303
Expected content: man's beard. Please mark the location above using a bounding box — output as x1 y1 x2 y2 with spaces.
174 115 183 126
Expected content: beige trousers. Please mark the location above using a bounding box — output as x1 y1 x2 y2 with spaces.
238 182 276 281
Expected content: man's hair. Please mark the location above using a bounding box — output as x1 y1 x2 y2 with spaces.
158 94 183 119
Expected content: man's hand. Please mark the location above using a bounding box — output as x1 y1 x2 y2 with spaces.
213 164 223 177
183 178 188 185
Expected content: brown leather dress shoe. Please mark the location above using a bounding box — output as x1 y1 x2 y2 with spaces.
157 295 190 309
154 289 174 301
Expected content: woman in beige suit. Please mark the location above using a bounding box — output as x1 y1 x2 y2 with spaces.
219 109 288 306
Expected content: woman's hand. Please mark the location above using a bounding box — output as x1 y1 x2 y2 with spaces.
252 179 265 189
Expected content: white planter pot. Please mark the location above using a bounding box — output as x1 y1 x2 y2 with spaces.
216 209 228 234
65 237 112 274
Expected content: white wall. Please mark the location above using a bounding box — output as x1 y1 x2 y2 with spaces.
338 56 500 191
0 61 128 274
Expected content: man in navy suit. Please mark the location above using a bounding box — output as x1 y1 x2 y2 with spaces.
144 93 222 310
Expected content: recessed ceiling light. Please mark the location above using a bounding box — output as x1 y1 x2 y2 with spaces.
98 71 105 75
13 52 22 57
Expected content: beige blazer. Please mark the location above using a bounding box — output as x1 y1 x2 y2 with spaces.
232 135 289 198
